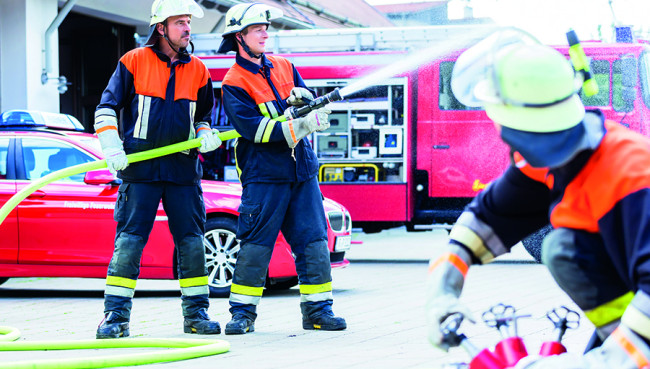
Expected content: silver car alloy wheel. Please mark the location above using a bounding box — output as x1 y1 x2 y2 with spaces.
204 226 240 289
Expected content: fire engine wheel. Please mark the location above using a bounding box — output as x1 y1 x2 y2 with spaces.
521 224 552 264
204 217 239 297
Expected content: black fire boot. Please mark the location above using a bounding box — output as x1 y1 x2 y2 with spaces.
96 312 130 339
225 314 255 335
301 302 347 331
183 309 221 335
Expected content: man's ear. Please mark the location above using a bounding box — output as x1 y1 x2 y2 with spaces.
156 23 165 35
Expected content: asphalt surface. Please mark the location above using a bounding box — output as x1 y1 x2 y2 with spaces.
0 227 594 368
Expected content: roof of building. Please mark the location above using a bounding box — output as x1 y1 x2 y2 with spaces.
375 1 447 14
251 0 394 28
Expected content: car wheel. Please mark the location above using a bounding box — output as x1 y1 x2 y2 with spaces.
265 277 298 291
204 217 239 297
0 277 8 286
521 224 552 264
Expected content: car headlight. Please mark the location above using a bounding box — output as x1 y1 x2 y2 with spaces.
327 211 344 232
327 210 352 233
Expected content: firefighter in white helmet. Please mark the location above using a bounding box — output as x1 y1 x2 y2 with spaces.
217 3 346 335
426 27 650 367
94 0 222 338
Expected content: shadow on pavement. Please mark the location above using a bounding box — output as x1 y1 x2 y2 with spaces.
0 289 181 298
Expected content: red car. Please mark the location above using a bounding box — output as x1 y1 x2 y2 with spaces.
0 110 352 296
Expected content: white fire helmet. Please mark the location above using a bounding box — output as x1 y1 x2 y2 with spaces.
145 0 204 46
150 0 204 26
217 3 283 54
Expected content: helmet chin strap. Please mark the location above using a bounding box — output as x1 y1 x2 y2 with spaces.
236 35 262 59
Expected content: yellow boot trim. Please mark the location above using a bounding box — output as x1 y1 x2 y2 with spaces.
299 282 332 295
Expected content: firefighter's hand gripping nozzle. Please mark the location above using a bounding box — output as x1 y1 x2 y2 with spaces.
285 88 343 120
566 29 599 97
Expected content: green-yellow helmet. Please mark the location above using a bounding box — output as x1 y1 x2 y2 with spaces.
484 44 585 133
452 28 585 133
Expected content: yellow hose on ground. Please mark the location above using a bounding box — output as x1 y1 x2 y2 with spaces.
0 326 229 369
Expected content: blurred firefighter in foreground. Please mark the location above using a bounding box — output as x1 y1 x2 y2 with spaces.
426 28 650 368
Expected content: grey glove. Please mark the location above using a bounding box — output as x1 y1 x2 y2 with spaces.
425 243 475 352
287 87 314 106
197 124 222 153
282 108 331 148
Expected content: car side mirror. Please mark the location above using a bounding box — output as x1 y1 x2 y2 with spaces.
84 168 121 186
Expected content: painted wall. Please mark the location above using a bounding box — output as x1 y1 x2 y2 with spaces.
0 0 60 113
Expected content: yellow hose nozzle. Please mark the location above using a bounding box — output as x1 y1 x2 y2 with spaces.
567 29 599 97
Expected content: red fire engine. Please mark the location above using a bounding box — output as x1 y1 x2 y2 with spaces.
192 25 650 235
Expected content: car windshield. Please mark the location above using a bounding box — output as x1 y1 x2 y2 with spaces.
76 136 103 156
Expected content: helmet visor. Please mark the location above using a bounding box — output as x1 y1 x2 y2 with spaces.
451 28 541 107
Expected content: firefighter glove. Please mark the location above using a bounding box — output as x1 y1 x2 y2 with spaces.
102 147 129 175
300 107 331 133
427 295 475 352
94 109 128 175
425 244 475 352
283 108 331 148
197 124 222 153
287 87 314 106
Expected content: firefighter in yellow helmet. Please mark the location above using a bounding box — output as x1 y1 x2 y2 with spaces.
217 3 346 335
426 28 650 367
95 0 221 338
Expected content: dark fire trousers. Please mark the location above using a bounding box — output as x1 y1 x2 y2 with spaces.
104 181 210 319
229 176 332 319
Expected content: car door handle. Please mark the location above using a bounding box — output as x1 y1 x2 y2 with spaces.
26 190 46 199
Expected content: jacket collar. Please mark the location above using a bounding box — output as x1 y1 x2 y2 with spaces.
146 43 192 65
236 53 274 74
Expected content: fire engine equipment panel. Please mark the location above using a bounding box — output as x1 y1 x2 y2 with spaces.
310 79 407 184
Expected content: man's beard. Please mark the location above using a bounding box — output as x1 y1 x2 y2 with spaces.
172 34 190 49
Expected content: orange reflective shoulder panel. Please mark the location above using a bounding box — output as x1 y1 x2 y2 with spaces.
266 56 296 100
551 122 650 232
174 56 210 101
121 48 168 100
223 63 275 104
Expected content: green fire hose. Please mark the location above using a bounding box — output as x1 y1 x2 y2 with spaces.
0 326 230 369
0 129 241 226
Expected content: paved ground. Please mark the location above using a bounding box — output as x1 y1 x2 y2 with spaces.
0 227 594 368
